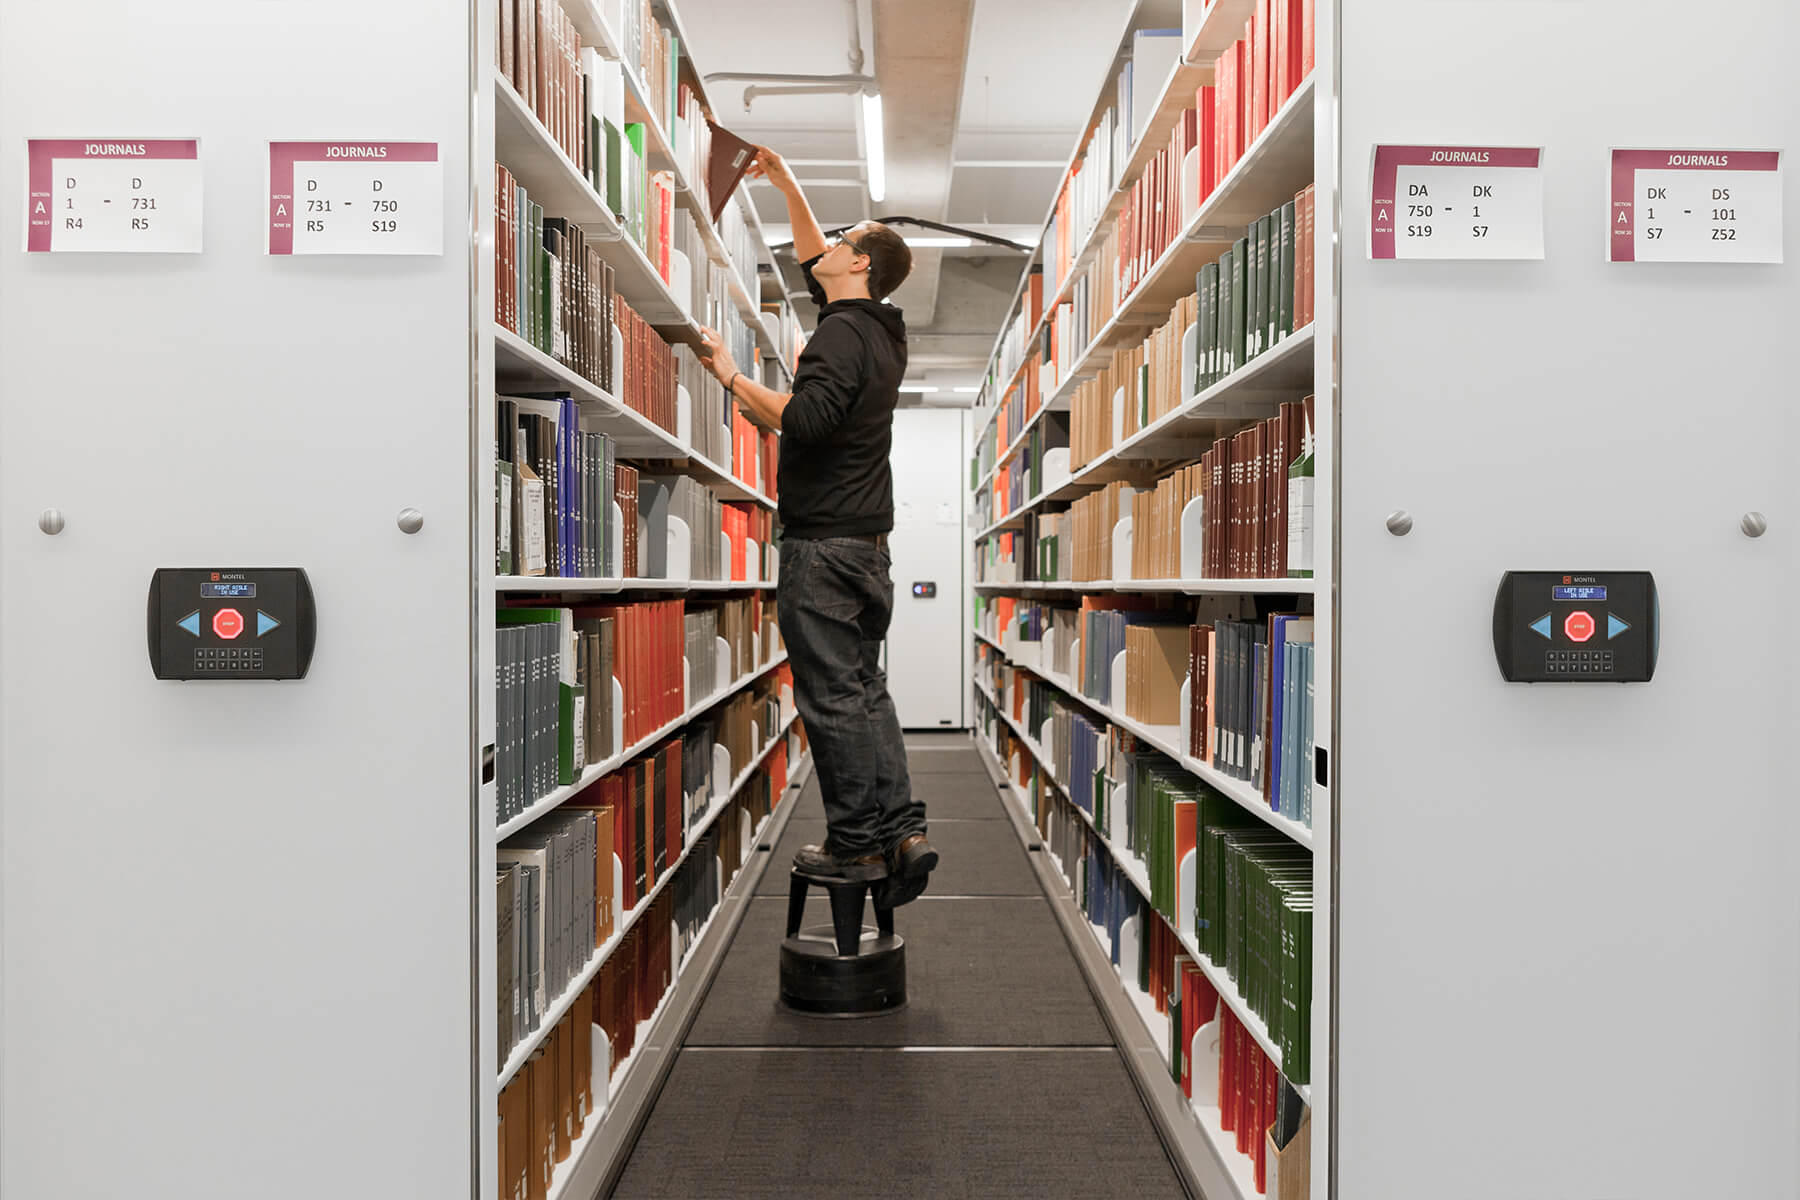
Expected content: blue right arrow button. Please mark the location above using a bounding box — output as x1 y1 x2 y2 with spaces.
256 611 281 637
1528 613 1554 640
1608 613 1630 640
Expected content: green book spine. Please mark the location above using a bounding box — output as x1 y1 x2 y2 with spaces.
1248 219 1263 360
604 120 623 217
1216 250 1234 382
1230 237 1248 374
1260 213 1275 353
558 682 580 785
1278 200 1296 338
1209 260 1224 385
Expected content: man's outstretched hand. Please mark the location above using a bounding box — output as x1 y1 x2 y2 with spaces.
745 147 799 196
697 326 740 389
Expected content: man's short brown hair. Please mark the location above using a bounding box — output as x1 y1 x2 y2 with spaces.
857 222 913 301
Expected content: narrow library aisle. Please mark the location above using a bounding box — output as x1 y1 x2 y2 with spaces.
609 735 1186 1200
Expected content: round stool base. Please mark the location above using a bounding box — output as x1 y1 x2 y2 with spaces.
778 925 907 1018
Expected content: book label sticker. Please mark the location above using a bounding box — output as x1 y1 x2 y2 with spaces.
24 139 203 253
1609 149 1782 263
1370 145 1544 260
267 141 442 255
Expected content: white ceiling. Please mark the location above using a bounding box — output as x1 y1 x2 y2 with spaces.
676 0 1137 391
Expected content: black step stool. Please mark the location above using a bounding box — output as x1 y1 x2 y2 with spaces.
778 867 906 1017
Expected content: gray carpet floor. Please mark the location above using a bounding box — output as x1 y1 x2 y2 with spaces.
609 1050 1186 1199
606 734 1184 1199
786 768 1008 823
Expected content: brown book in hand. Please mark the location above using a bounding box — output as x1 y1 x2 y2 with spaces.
705 119 759 225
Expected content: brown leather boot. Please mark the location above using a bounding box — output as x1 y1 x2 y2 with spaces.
876 833 938 909
793 843 889 883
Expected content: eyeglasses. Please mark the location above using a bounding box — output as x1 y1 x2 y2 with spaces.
833 231 871 256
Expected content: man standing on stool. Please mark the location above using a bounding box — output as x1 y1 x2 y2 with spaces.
698 147 938 909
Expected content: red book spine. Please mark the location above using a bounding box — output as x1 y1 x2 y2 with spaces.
1301 0 1315 78
1253 0 1270 141
1219 1008 1237 1131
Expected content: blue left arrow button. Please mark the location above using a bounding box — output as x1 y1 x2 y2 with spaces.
1528 613 1554 640
177 610 202 637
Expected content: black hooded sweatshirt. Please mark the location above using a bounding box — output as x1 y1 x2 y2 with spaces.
775 254 907 540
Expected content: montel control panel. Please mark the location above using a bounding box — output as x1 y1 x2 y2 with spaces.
147 568 316 680
1492 570 1658 682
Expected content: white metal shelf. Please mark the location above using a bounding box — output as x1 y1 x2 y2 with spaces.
975 695 1306 1101
499 712 802 1087
494 324 778 508
972 641 1312 850
497 650 789 840
978 76 1316 472
973 577 1315 596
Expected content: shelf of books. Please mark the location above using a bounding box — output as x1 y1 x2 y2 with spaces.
968 2 1324 1197
481 0 814 1195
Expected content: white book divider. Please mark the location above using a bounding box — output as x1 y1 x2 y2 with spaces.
714 635 730 696
750 720 761 759
1179 495 1206 580
1111 512 1134 583
1180 321 1198 404
1111 385 1126 449
1189 1017 1221 1107
1042 625 1059 680
1178 675 1193 760
779 682 794 724
767 546 779 586
670 250 692 322
609 846 626 946
711 743 731 806
1118 910 1141 986
681 655 692 708
612 325 627 410
1177 845 1197 942
609 499 625 579
1042 446 1072 494
1110 779 1128 846
1110 649 1128 714
1181 146 1201 216
745 538 760 584
610 676 625 760
675 382 692 450
1010 747 1024 780
591 1021 612 1120
662 514 692 583
719 531 732 584
738 807 754 865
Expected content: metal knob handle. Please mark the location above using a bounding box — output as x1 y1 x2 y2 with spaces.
1385 510 1413 537
1741 511 1767 538
397 508 425 535
38 509 65 536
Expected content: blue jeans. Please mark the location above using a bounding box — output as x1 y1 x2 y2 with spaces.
777 536 924 857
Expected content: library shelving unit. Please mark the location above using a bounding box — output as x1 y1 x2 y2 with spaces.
966 1 1330 1197
479 1 811 1197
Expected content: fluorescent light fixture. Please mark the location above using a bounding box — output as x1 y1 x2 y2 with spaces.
862 90 886 203
953 386 982 394
903 236 974 248
897 384 939 394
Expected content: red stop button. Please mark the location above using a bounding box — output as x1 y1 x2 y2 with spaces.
1564 610 1595 643
212 608 245 640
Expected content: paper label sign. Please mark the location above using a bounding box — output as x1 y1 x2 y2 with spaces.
268 142 442 255
24 139 203 253
1609 149 1781 263
1371 145 1544 260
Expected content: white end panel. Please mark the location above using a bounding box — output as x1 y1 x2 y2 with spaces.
1337 4 1797 1198
0 4 475 1199
886 408 967 728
